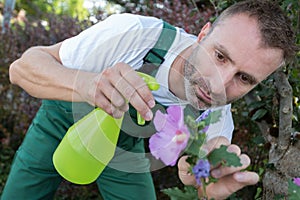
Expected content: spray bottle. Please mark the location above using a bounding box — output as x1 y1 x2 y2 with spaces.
52 72 159 184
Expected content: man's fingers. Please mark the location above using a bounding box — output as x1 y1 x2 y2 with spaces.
120 67 156 108
94 76 128 110
91 62 155 120
178 156 197 186
204 171 259 200
177 156 190 171
211 154 250 178
113 63 155 121
118 65 155 121
233 171 259 185
226 144 241 156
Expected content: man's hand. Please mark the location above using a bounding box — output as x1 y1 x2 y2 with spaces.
178 137 259 200
79 62 156 120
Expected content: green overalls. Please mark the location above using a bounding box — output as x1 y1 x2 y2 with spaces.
1 100 156 199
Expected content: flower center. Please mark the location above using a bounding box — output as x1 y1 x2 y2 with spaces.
175 130 187 144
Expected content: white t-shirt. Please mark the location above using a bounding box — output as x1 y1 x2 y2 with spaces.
59 13 234 141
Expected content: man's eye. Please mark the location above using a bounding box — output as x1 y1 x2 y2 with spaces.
239 73 251 84
215 51 226 63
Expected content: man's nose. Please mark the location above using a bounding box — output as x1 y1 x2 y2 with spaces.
209 67 234 97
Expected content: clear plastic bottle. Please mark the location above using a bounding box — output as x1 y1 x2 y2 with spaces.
52 72 159 184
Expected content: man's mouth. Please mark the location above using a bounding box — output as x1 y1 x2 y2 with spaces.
195 86 212 105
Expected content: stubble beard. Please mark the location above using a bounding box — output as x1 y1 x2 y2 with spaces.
183 61 210 110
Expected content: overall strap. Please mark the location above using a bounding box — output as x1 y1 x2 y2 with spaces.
140 21 177 77
143 21 177 66
124 21 177 132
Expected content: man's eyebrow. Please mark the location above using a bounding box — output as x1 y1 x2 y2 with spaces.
215 43 259 85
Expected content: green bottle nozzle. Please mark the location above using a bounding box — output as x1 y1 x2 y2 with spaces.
136 72 159 125
137 72 160 91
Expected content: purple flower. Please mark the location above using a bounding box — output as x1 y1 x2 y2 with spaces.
294 178 300 187
192 159 210 186
196 109 212 133
149 105 190 166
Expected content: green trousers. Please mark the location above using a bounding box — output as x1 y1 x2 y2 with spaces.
1 100 156 200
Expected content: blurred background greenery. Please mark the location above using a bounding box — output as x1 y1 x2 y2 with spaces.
0 0 299 199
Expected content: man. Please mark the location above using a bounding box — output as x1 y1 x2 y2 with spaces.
2 0 297 199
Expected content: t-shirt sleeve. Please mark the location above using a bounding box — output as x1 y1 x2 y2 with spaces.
59 13 162 72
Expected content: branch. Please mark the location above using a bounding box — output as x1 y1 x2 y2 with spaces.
273 70 293 151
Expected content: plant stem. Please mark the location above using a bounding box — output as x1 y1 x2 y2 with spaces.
201 178 208 199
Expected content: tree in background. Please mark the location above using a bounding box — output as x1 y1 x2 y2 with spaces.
1 0 89 32
1 0 16 33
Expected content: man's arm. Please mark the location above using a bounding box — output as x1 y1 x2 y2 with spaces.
9 43 155 120
10 43 90 102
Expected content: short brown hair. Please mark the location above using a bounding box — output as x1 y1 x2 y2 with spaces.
212 0 298 64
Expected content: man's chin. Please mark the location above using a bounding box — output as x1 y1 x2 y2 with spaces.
189 100 211 110
190 100 231 110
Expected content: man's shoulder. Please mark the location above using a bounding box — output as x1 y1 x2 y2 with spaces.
104 13 163 29
107 13 158 20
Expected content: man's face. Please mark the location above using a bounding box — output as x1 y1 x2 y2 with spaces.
184 14 283 109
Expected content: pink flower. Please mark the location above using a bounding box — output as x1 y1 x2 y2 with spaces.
294 178 300 187
149 105 190 166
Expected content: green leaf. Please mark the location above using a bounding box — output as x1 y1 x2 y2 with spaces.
252 135 266 145
251 109 268 121
185 137 205 158
207 145 242 167
248 101 266 110
204 110 222 125
162 186 199 200
185 115 200 138
186 155 198 167
185 131 207 159
254 187 262 199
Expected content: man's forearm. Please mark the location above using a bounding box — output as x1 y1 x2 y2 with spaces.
9 44 94 102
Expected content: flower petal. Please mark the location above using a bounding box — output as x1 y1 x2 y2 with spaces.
149 134 184 166
166 105 183 124
294 178 300 187
150 105 190 166
153 110 167 131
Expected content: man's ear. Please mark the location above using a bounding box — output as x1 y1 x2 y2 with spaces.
197 22 212 42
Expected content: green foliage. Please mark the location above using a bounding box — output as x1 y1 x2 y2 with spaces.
0 147 14 193
251 109 268 121
203 110 223 125
162 186 199 200
15 0 89 20
185 110 222 159
207 145 242 167
185 134 206 158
